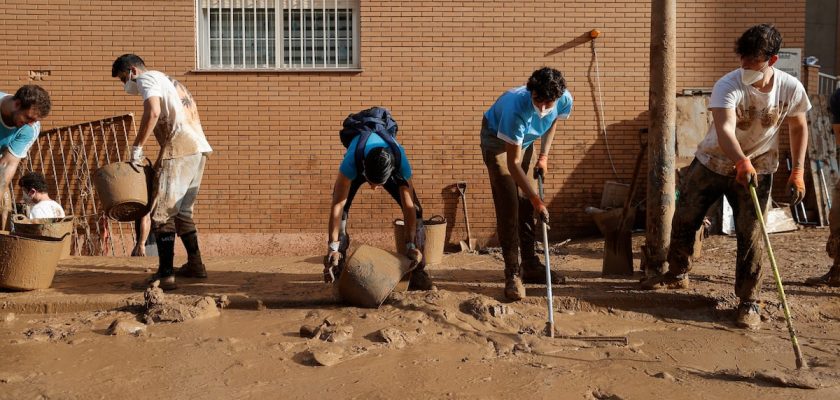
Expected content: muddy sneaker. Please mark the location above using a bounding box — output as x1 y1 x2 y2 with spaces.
735 301 761 330
408 269 436 291
521 258 566 284
640 272 689 290
804 268 840 287
174 262 208 279
132 273 177 291
504 274 526 301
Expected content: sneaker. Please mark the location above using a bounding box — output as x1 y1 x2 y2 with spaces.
504 274 526 301
521 258 566 284
640 272 689 290
174 261 208 279
408 269 436 291
735 301 761 330
804 268 840 287
132 273 177 291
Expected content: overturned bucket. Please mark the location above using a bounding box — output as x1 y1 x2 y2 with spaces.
0 231 66 290
93 161 152 222
337 244 416 308
12 215 74 259
393 215 447 265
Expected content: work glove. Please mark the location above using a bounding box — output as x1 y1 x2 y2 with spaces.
787 166 806 205
323 250 341 283
129 146 144 167
406 245 423 266
735 158 758 188
534 154 548 178
530 195 549 224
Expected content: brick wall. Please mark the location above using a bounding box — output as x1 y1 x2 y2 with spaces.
0 0 806 251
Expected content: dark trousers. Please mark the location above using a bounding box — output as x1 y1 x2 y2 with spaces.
667 159 771 302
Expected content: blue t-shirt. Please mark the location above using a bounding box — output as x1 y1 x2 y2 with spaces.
0 93 39 158
339 133 413 181
483 86 573 149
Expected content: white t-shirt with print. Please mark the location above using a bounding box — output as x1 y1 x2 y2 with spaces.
135 70 212 160
29 199 65 219
695 67 811 176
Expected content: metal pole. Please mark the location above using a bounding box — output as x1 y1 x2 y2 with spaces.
644 0 677 275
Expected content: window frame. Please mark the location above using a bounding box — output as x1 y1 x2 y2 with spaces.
194 0 362 72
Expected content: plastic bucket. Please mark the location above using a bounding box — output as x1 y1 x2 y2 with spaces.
0 230 66 290
394 215 447 265
93 161 152 222
12 215 74 259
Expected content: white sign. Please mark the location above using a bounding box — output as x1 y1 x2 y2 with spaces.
776 48 802 81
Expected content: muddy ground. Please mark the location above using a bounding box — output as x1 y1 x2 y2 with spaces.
2 228 840 399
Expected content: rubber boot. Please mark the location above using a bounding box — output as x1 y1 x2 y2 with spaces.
805 265 840 287
504 264 526 301
174 231 207 279
133 232 177 291
408 263 435 291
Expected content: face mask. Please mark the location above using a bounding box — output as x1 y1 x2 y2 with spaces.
533 103 552 118
124 71 140 95
740 65 766 85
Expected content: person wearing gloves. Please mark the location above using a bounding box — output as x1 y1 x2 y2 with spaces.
112 54 212 291
480 67 572 301
0 85 51 229
641 24 810 330
807 83 840 287
324 107 433 291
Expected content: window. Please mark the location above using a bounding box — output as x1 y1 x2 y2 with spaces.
196 0 360 70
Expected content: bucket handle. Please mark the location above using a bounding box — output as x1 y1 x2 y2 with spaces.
128 157 153 174
426 215 446 224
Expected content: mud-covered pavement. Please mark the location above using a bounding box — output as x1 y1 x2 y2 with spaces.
2 228 840 399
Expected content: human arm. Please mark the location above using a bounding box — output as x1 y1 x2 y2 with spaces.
535 118 559 177
505 143 548 222
786 113 809 204
324 173 352 281
398 179 422 263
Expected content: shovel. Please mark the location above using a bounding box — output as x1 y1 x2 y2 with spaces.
456 181 477 252
601 143 646 276
748 181 807 370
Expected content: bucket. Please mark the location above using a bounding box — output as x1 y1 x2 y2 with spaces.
0 230 66 290
336 244 416 308
93 161 152 222
12 215 74 259
393 215 447 265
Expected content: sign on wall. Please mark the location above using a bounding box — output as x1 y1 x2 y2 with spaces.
776 48 802 81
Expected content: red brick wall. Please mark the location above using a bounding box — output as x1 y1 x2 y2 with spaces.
0 1 806 247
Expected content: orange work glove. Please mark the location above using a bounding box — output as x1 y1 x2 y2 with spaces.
735 158 757 188
787 166 806 205
530 195 549 223
534 154 548 178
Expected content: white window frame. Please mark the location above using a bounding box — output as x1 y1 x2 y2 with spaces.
195 0 361 71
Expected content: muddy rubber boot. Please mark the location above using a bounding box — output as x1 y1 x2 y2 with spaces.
408 266 435 291
735 301 761 330
504 265 526 301
804 266 840 287
132 233 177 291
174 232 207 279
640 271 689 290
521 257 566 285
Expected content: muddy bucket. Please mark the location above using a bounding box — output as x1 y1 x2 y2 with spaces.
393 215 447 265
337 245 416 308
93 161 152 222
0 231 66 290
12 215 74 259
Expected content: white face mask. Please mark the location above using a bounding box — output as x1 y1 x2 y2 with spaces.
124 71 140 95
740 65 766 86
533 103 553 118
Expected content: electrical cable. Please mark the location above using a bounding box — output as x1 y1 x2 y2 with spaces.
591 32 620 181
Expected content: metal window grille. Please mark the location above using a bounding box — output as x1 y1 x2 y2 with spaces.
196 0 359 70
818 72 839 95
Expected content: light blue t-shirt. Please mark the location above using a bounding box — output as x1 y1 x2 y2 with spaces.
0 92 39 158
483 86 573 149
339 133 412 181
